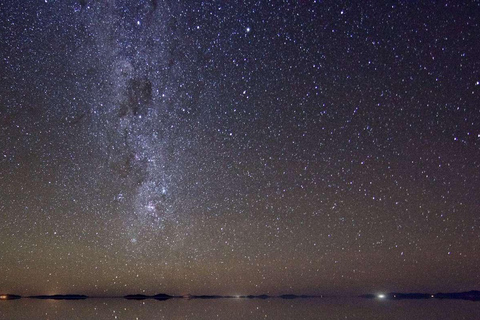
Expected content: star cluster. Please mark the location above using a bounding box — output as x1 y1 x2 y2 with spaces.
0 1 479 296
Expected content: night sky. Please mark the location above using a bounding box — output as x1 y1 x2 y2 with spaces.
1 0 479 297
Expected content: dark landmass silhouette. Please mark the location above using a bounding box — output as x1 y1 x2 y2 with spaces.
153 293 173 300
280 294 318 299
192 295 225 299
0 294 21 300
244 295 270 299
435 291 480 301
361 290 480 301
124 294 151 300
29 295 88 300
4 291 478 301
123 293 320 300
124 294 173 300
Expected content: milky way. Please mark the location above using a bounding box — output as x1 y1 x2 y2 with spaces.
0 1 479 296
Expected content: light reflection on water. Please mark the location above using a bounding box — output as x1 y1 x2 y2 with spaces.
0 298 479 320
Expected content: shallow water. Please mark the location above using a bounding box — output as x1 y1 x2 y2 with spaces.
1 298 479 320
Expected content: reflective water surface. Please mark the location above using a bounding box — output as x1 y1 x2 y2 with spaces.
1 298 479 320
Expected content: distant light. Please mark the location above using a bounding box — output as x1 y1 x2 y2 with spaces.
377 294 386 299
0 295 7 300
431 295 434 298
246 27 251 33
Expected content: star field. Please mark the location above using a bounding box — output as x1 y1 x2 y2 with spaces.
0 0 479 296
